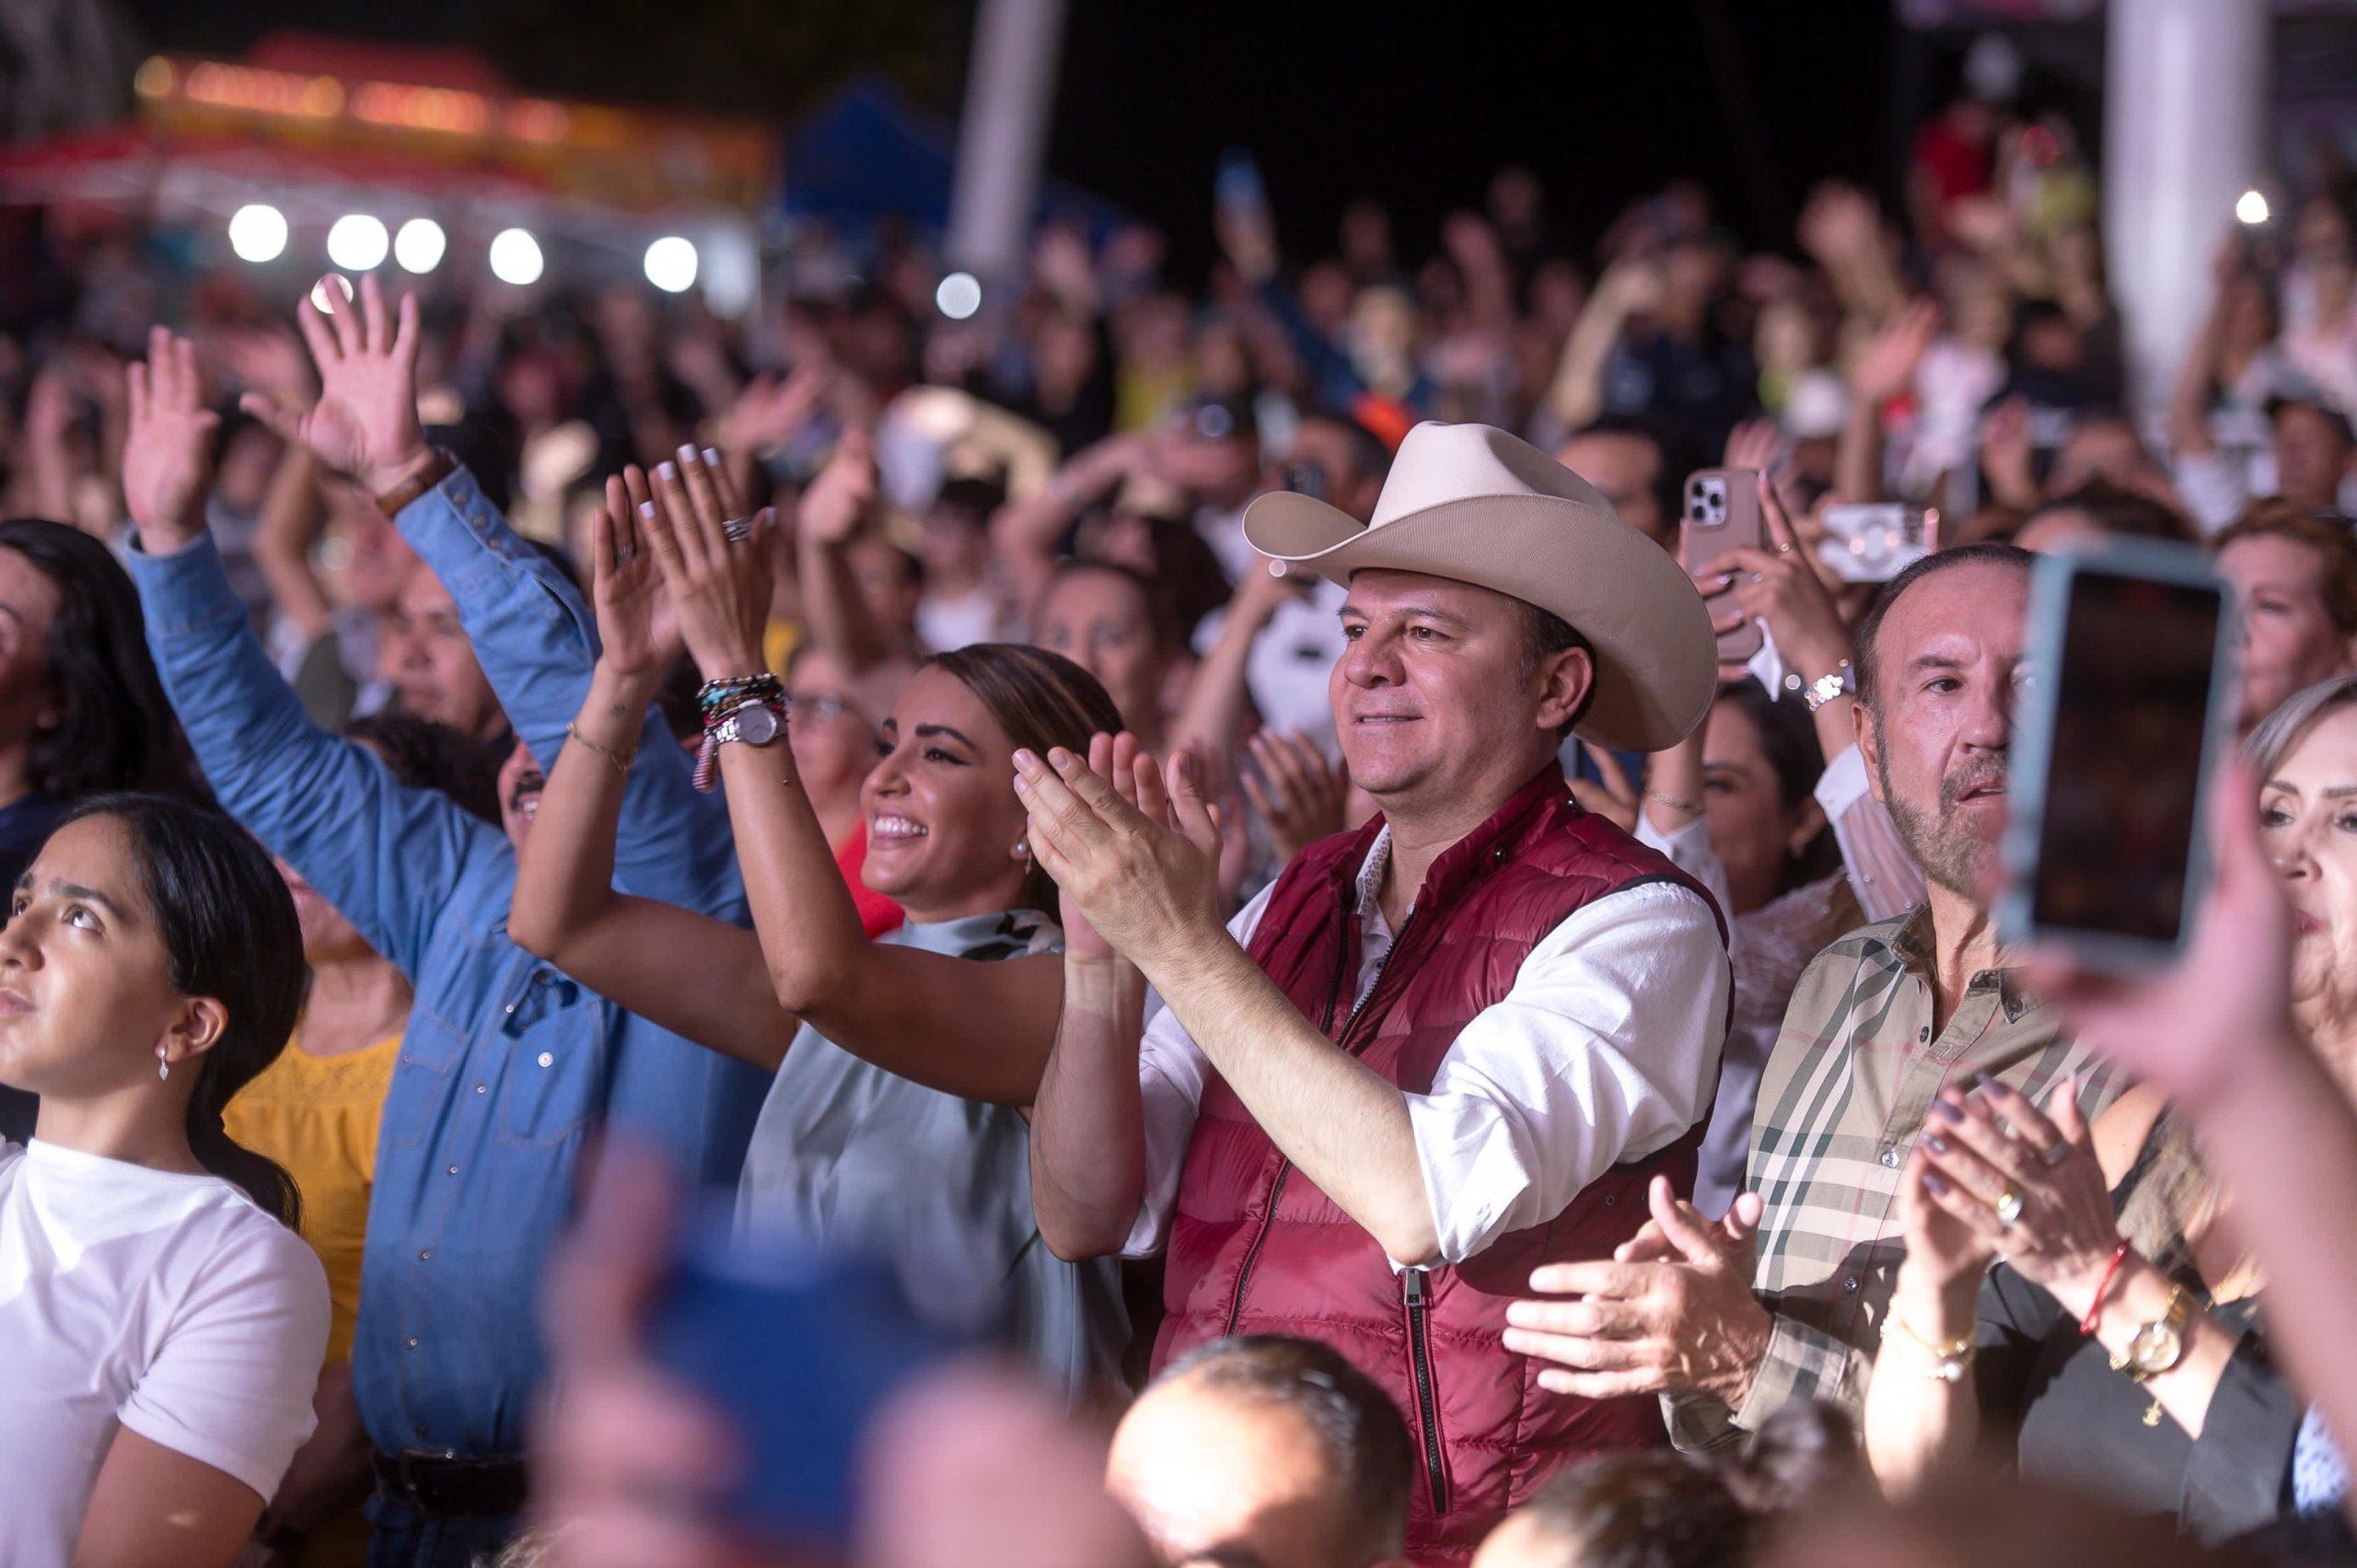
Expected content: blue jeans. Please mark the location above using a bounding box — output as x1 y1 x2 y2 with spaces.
364 1493 518 1568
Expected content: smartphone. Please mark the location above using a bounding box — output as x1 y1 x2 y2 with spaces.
1998 541 2240 970
645 1210 961 1546
1682 468 1764 662
1818 503 1936 585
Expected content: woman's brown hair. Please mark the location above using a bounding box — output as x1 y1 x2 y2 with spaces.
921 643 1124 912
2214 498 2357 636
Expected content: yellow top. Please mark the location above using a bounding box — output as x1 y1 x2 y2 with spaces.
222 1029 401 1366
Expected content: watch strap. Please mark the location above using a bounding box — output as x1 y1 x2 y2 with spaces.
373 448 458 517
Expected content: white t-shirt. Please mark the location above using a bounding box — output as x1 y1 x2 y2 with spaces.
1190 576 1352 758
0 1138 328 1562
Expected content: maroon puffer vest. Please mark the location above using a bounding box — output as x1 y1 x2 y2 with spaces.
1154 767 1727 1562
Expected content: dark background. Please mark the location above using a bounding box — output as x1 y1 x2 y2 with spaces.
116 0 1910 270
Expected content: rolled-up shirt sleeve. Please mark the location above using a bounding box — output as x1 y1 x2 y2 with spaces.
1405 881 1730 1266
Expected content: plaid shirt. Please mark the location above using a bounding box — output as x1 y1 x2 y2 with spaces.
1669 904 2122 1449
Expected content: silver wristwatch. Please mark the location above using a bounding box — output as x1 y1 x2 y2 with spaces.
714 703 784 749
1804 661 1855 713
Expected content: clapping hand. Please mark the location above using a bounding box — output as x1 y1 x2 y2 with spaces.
588 467 683 680
633 446 774 682
1013 743 1225 972
1242 730 1350 864
239 273 432 497
798 426 880 549
122 327 220 551
1905 1076 2122 1320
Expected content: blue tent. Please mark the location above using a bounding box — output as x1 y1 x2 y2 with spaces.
779 77 1134 239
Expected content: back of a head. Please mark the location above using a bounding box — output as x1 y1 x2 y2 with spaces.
344 710 505 826
1757 1468 2254 1568
2035 479 2198 545
59 793 306 1225
0 517 207 805
1485 1452 1747 1568
1152 1334 1414 1564
1480 1402 1853 1568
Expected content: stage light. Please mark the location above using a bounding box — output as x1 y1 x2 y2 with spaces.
488 227 543 286
644 236 698 294
394 217 447 273
2236 190 2270 226
326 214 389 271
227 203 288 263
935 271 982 320
309 273 354 315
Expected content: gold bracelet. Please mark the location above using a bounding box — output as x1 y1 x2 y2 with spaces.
1880 1304 1977 1382
1643 788 1704 818
564 721 637 777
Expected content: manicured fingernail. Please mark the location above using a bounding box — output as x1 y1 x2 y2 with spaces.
656 461 678 482
702 447 722 467
1012 772 1029 793
1012 749 1037 770
1925 1132 1949 1153
1932 1098 1964 1122
678 443 700 466
1968 1071 1991 1091
1048 747 1074 768
638 502 656 520
1923 1171 1951 1195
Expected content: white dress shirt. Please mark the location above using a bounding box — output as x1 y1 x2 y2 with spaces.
1124 825 1730 1267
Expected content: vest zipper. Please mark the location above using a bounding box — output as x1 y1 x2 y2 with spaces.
1222 905 1375 1338
1402 1266 1450 1513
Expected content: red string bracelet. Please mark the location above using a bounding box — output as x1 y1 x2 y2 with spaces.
2079 1240 2132 1337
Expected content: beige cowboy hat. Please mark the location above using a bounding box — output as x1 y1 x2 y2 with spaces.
1243 420 1715 751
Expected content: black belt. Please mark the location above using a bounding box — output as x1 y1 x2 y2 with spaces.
370 1448 528 1519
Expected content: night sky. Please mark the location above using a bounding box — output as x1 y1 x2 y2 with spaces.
117 0 1909 269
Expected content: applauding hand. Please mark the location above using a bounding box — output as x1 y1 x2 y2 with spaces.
633 445 774 681
239 272 432 497
588 467 684 681
122 327 220 551
1014 744 1225 972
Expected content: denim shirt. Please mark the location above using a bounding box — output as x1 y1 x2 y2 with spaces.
127 468 765 1458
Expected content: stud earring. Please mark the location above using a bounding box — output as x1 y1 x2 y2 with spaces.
1014 839 1032 861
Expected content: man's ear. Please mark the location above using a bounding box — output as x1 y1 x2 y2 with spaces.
1854 700 1887 806
1535 645 1595 738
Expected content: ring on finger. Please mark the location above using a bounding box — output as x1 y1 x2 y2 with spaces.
1994 1180 2025 1228
721 515 753 544
2038 1141 2073 1168
616 543 635 565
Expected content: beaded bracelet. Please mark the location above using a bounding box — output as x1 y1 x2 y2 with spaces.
698 673 782 715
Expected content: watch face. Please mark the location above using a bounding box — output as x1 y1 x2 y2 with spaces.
735 703 783 746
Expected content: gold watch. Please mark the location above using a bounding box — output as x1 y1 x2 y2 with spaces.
2109 1284 2193 1383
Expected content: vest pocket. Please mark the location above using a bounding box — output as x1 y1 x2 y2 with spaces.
1401 1267 1452 1515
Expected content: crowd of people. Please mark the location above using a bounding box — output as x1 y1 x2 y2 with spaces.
3 62 2357 1568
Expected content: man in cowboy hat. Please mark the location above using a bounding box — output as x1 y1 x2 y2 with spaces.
1016 421 1732 1560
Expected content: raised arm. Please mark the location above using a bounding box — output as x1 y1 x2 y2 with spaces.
124 327 496 979
792 427 901 670
2167 240 2246 459
633 447 1064 1105
1030 736 1167 1259
242 272 740 912
507 465 793 1071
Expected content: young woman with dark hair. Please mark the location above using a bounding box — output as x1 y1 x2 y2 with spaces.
509 449 1132 1395
0 516 212 1144
0 793 328 1565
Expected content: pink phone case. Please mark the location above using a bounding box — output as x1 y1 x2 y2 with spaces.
1682 468 1764 663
